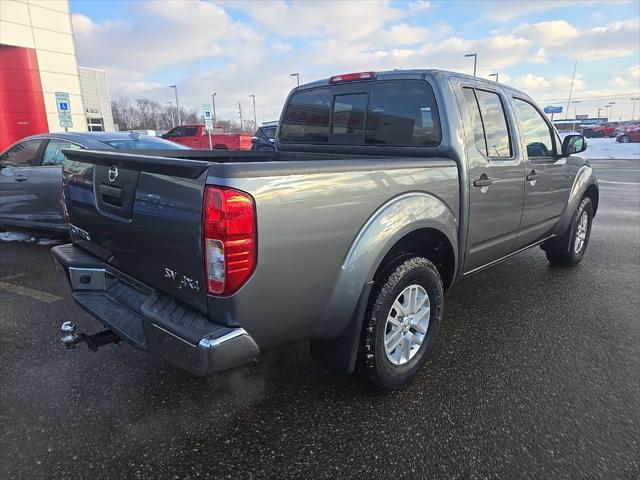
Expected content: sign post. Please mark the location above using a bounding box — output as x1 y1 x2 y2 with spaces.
55 92 73 131
203 104 214 150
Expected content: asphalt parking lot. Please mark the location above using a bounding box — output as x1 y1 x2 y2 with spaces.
1 159 638 479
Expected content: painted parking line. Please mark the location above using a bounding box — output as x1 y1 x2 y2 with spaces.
0 280 62 303
598 180 640 185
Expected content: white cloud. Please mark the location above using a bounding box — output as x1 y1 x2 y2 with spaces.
409 1 431 12
513 20 579 47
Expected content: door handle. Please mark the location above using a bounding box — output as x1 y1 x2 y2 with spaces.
473 177 493 188
14 175 27 182
526 170 539 182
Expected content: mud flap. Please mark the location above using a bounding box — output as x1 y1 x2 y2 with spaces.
310 281 373 374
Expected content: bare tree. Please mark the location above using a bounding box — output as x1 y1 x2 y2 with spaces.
111 96 247 132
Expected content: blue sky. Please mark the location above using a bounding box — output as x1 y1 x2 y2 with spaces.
70 0 640 122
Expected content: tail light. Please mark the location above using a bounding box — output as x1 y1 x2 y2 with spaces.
329 71 376 83
203 186 256 295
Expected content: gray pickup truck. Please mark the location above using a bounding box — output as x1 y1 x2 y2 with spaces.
53 69 598 391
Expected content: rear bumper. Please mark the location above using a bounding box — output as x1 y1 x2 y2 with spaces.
51 244 259 376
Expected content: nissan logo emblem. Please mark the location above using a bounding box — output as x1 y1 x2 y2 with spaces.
108 165 119 182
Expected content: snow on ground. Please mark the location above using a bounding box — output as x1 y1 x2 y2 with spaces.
583 137 640 160
0 230 65 246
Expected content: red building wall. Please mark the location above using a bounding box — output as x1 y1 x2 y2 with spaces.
0 44 48 151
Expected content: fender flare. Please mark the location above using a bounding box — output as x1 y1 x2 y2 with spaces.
310 192 458 372
556 165 599 236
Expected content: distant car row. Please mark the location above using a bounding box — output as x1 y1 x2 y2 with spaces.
160 122 278 151
581 121 640 142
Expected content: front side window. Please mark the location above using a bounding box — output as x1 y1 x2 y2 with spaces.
512 98 555 158
332 93 367 134
475 90 512 158
0 139 43 167
366 81 441 146
280 88 331 143
42 140 83 166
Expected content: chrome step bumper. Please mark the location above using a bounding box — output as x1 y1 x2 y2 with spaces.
52 244 259 376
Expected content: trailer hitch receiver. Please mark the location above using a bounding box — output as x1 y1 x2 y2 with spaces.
60 321 121 351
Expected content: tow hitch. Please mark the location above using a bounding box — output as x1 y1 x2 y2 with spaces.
60 321 122 351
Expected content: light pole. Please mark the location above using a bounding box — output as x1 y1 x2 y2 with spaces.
170 85 181 125
571 100 581 131
631 97 640 121
596 107 602 122
211 93 217 126
167 101 175 126
465 53 477 76
290 73 300 86
249 94 257 130
489 72 499 83
604 104 611 121
608 101 616 121
238 102 243 132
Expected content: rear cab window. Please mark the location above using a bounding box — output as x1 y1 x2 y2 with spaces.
279 80 441 147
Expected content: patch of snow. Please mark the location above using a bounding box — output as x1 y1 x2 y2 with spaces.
583 137 640 160
0 231 33 242
0 230 64 245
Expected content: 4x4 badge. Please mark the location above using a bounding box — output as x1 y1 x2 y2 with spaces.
108 165 118 182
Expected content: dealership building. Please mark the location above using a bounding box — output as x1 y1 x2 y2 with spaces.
0 0 114 151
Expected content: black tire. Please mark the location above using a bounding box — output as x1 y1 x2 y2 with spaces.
620 135 630 143
359 257 443 391
546 197 593 266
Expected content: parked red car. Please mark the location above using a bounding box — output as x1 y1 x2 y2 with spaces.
162 124 252 150
616 124 640 143
583 122 619 138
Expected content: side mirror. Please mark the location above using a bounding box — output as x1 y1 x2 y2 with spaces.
561 134 587 157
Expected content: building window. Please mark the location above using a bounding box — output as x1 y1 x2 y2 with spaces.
87 117 104 132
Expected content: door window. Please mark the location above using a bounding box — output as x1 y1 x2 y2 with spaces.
42 140 83 166
474 90 512 158
462 88 488 155
0 139 43 166
512 98 555 158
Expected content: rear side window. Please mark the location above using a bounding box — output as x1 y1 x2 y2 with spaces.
462 88 488 155
474 89 512 158
280 89 331 143
42 140 83 165
366 81 441 146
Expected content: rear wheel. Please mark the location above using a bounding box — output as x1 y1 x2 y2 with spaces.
360 257 443 391
620 135 630 143
546 197 593 267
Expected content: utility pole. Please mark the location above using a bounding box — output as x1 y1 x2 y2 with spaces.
572 100 581 131
290 73 300 86
631 97 640 121
465 53 477 76
563 60 578 124
489 72 499 83
167 101 175 126
211 93 217 126
238 102 243 132
170 85 181 125
249 94 257 131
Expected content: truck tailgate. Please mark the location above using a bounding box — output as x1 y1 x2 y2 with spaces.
62 149 211 312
